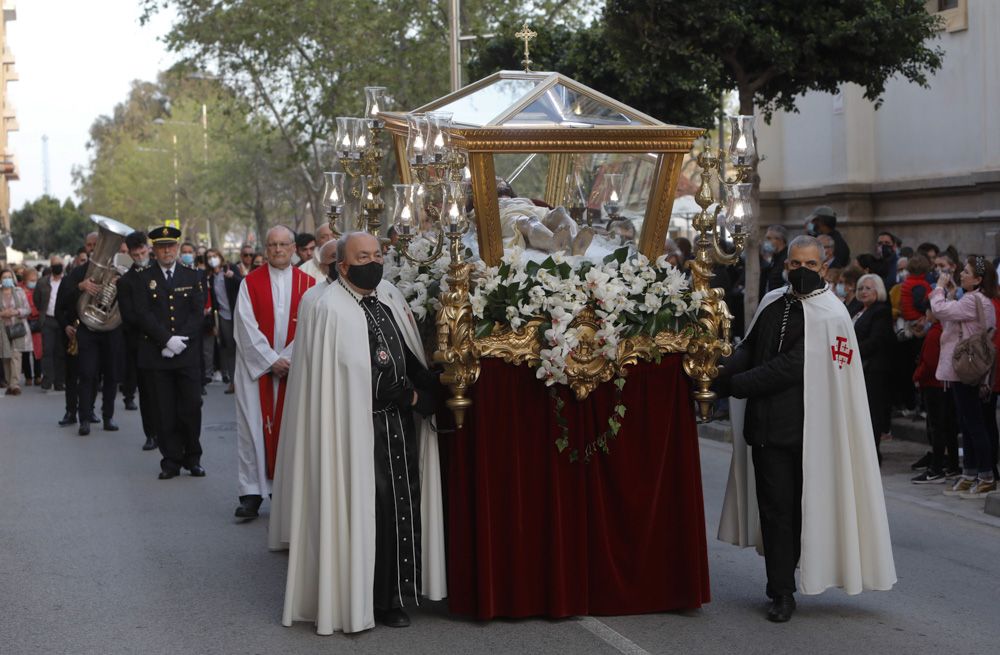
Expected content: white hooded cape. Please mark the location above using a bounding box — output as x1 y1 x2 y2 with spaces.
718 286 896 595
268 278 447 634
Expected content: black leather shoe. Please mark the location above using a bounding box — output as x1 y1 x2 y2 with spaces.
235 495 263 520
87 413 100 424
767 595 796 623
58 413 76 427
78 422 91 436
158 470 178 480
376 608 410 628
54 383 65 391
187 465 207 477
103 419 119 431
142 436 157 451
124 399 138 411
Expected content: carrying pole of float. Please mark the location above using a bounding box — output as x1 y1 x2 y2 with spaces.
449 0 461 91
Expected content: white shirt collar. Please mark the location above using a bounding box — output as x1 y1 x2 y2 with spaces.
268 263 292 278
160 262 176 276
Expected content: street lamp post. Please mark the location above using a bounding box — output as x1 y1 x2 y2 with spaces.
153 103 212 246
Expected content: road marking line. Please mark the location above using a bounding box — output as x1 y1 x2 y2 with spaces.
576 617 651 655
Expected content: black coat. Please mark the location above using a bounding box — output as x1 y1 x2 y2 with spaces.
852 301 895 375
32 274 61 328
717 295 805 448
205 265 242 319
829 229 851 268
760 248 787 299
55 265 87 329
130 264 205 370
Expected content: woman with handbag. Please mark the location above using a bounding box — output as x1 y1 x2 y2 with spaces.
19 268 43 386
930 255 998 499
0 267 32 396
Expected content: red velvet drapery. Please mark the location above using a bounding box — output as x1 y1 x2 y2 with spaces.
446 354 710 619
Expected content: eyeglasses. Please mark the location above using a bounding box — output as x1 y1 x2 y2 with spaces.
266 242 293 249
241 253 253 258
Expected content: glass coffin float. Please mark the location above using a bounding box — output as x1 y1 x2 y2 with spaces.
379 71 704 266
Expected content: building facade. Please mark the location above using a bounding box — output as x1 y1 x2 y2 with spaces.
757 0 999 259
0 1 17 266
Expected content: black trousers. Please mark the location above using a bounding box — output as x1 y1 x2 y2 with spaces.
122 330 139 401
150 366 203 474
64 351 80 418
135 367 159 440
41 321 65 387
76 326 123 422
924 386 959 473
752 444 803 597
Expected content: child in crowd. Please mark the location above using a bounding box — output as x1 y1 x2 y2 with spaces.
911 311 960 483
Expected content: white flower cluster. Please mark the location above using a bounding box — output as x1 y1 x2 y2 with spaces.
470 247 703 387
382 238 452 323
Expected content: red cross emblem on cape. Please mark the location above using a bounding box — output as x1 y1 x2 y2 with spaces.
831 336 854 369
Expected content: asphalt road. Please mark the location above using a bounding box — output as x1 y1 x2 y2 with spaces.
2 384 999 654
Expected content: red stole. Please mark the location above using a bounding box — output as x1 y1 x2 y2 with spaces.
244 265 316 478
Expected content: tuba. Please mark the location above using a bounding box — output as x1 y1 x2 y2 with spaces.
76 215 136 332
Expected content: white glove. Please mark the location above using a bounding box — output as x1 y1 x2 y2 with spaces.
161 347 176 358
166 335 189 355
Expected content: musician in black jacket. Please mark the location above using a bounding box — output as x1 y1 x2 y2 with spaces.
130 226 207 480
117 231 159 451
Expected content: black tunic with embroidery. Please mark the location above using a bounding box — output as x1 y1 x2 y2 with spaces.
359 294 424 611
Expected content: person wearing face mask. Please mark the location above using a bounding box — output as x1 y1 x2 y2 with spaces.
231 226 314 520
851 274 895 463
874 231 900 291
18 268 43 386
33 255 67 391
760 225 788 298
716 235 896 623
0 268 32 395
298 223 335 283
117 231 160 451
204 248 242 394
269 232 446 633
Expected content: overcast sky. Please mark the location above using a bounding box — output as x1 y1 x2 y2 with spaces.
7 0 178 210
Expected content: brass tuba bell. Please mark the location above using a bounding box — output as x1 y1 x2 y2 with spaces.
76 215 136 332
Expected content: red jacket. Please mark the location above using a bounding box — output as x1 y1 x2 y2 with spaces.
913 321 944 389
900 276 932 321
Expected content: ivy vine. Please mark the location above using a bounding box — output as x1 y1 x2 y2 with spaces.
551 374 628 463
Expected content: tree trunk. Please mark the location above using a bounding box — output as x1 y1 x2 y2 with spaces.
253 182 268 248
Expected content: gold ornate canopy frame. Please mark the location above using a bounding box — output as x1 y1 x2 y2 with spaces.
373 71 740 426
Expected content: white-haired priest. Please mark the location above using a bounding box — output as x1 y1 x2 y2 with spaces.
268 231 447 634
232 225 316 520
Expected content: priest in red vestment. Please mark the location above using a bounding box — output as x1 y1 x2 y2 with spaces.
233 225 316 520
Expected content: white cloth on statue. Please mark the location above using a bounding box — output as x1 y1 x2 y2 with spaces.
298 257 326 283
268 278 446 635
718 286 897 595
233 264 294 497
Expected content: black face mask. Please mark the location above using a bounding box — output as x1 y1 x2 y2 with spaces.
346 261 382 291
879 244 893 259
788 267 825 295
51 264 63 276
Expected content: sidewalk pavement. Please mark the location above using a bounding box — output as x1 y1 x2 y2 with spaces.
698 419 1000 523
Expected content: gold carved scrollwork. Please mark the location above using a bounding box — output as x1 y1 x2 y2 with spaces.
433 259 481 429
473 307 694 402
682 258 733 421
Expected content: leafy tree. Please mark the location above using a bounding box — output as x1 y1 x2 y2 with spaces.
10 196 91 256
467 20 720 128
602 0 944 319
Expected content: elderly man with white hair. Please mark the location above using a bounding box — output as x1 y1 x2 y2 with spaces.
269 231 446 634
232 225 316 520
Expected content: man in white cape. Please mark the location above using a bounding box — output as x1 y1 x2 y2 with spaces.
268 232 446 635
717 235 896 623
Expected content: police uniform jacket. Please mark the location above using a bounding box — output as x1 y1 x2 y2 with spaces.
132 264 205 370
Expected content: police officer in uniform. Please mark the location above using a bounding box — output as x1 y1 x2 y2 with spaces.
117 231 159 451
130 226 206 479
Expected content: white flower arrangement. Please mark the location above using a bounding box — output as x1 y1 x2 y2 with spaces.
384 244 702 389
470 246 702 386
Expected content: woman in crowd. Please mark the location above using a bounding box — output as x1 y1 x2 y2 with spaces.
840 265 864 316
0 267 33 395
930 255 998 498
250 253 265 271
19 267 43 386
853 273 896 464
